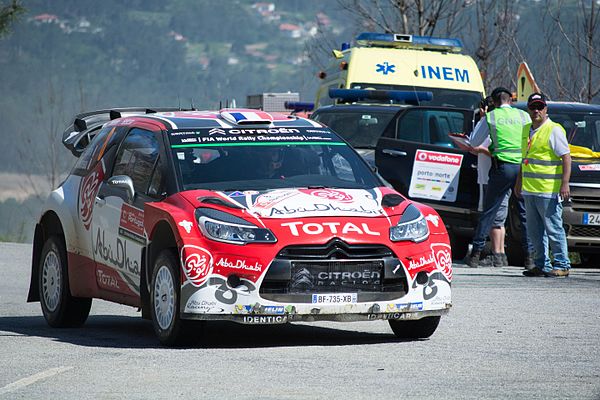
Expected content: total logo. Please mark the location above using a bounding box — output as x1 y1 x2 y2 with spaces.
281 221 380 237
180 245 213 287
178 220 193 234
425 214 440 227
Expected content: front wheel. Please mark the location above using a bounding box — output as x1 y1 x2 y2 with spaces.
39 236 92 327
389 316 441 339
150 249 199 346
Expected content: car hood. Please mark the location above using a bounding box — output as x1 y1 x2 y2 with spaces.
179 187 407 219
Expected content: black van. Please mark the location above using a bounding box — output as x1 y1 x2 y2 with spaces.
313 98 600 264
312 101 479 260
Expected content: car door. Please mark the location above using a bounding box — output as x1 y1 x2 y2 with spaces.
91 127 164 299
375 106 479 210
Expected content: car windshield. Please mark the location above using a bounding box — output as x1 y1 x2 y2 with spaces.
350 83 483 109
551 112 600 155
312 110 397 148
168 127 380 191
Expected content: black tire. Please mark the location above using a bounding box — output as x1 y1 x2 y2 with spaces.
505 195 526 266
150 249 199 346
449 234 469 260
389 316 441 339
38 236 92 328
505 218 525 267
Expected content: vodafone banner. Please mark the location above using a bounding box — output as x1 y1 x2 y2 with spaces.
409 149 463 202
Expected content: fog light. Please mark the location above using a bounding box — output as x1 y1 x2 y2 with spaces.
227 274 241 288
416 271 429 285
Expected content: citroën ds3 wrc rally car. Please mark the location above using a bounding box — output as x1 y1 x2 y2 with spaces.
27 107 452 346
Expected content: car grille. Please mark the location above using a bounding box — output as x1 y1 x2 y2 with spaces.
570 194 600 211
290 260 383 292
567 225 600 237
259 239 407 302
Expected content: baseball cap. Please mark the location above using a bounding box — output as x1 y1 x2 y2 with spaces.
490 87 512 98
527 92 547 108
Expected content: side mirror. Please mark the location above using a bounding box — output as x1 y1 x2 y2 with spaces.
107 175 135 201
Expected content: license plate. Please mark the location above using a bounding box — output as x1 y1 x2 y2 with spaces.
583 213 600 225
311 293 358 304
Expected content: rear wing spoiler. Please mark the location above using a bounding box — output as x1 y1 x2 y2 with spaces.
62 107 184 157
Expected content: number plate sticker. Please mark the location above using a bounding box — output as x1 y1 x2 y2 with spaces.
583 213 600 225
311 293 358 304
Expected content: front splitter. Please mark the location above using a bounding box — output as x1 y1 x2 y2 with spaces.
181 306 450 324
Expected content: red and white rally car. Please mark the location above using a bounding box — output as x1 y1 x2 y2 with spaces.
28 107 452 346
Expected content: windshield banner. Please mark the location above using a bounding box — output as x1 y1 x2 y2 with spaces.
169 127 343 148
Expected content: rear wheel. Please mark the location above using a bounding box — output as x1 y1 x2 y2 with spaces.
150 249 199 346
389 316 441 339
506 195 526 266
39 236 92 327
505 214 525 267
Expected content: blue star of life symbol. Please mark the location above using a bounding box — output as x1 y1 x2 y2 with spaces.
376 61 395 75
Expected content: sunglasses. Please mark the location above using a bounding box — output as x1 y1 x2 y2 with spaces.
528 103 546 111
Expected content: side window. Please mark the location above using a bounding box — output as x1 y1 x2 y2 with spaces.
74 126 117 173
147 156 164 198
112 128 159 196
395 111 424 142
394 109 465 147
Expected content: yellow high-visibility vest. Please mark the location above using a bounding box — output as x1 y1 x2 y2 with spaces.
486 107 530 163
521 120 565 194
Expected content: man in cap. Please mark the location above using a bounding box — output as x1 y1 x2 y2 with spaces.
516 93 571 277
466 87 534 268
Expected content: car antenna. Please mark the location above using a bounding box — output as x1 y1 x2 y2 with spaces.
177 95 182 111
190 98 196 111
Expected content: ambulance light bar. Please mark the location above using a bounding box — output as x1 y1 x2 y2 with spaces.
284 101 314 112
355 32 463 53
329 88 433 103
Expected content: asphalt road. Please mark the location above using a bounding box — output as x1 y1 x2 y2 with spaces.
1 242 599 399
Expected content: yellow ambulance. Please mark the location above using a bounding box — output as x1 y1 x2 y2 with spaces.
315 32 485 109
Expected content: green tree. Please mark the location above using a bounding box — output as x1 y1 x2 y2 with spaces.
0 0 25 38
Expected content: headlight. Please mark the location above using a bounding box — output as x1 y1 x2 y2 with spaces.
195 208 277 245
390 204 429 242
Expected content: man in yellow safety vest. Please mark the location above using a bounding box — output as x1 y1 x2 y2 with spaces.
516 93 572 277
466 87 534 268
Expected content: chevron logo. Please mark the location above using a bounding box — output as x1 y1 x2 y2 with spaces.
209 128 226 135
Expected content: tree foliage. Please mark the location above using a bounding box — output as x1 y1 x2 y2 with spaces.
0 0 24 38
545 0 599 103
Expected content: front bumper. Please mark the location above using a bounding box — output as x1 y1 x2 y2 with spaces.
178 236 453 326
563 184 600 253
179 263 452 325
